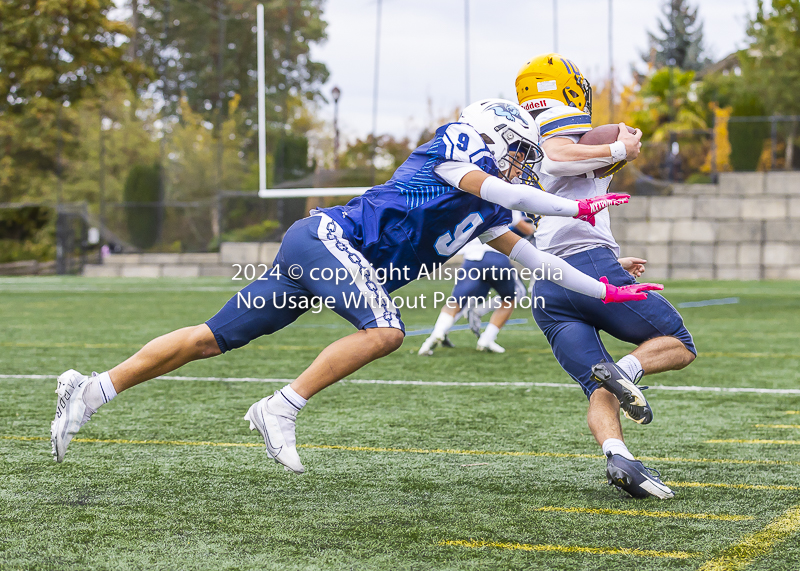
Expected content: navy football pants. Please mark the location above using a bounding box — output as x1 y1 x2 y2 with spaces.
450 251 518 307
531 247 695 398
206 214 404 353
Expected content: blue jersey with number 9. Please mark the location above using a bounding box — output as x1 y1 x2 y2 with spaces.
320 122 514 292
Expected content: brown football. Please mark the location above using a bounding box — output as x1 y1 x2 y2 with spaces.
578 124 637 179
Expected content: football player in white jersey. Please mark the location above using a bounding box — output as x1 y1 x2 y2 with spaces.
418 212 534 355
515 54 697 499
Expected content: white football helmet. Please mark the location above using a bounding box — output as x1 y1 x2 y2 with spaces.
459 98 543 185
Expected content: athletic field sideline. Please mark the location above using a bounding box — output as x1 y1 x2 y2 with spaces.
2 277 799 570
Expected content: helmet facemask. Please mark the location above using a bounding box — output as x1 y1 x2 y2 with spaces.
562 75 593 115
494 130 543 187
459 98 543 187
579 76 592 116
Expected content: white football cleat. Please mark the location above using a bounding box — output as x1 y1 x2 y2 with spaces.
51 369 92 463
418 335 444 356
477 340 505 353
467 309 483 338
244 393 305 474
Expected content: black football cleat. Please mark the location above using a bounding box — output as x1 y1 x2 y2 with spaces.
591 362 653 424
441 334 455 348
606 454 674 499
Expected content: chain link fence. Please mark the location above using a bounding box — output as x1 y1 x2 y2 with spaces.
635 116 800 187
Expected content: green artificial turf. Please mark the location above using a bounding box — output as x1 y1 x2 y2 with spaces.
1 277 799 570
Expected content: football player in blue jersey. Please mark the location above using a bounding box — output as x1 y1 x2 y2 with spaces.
51 99 661 473
516 55 697 499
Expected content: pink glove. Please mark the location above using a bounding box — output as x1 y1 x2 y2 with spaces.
601 276 664 304
575 193 631 226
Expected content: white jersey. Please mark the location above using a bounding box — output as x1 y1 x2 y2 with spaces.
532 106 620 259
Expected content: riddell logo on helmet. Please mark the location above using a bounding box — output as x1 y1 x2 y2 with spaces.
522 100 548 110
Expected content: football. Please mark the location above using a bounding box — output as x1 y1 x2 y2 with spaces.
578 124 637 179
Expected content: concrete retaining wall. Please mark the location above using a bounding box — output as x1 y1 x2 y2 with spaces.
83 241 466 278
611 171 800 280
83 172 800 280
84 249 244 278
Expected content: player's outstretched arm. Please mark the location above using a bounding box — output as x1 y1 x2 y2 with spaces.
488 233 663 303
459 170 629 226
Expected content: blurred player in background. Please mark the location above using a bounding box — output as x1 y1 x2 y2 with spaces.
516 54 697 499
418 212 534 355
51 99 658 476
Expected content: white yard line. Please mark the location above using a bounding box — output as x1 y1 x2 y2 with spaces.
2 373 800 394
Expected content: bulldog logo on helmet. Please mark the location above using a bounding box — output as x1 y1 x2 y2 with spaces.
485 102 529 127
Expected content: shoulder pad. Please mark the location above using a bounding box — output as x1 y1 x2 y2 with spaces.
438 122 495 166
536 107 592 141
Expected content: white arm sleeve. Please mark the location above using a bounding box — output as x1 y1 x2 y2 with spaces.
433 161 482 189
509 239 606 299
480 176 579 217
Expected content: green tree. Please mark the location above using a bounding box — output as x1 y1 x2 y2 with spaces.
741 0 800 115
133 0 329 123
64 77 161 205
132 0 328 191
0 0 143 202
728 95 770 171
642 0 707 71
165 96 250 198
696 69 769 172
0 0 140 107
340 135 411 173
124 162 163 249
629 67 706 141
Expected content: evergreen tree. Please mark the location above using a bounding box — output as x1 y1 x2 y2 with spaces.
132 0 329 124
0 0 144 202
742 0 800 115
642 0 707 71
124 163 163 249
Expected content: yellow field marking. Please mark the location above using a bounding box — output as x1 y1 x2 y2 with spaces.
3 435 261 448
667 481 800 492
785 411 800 415
707 439 800 445
533 506 753 522
635 454 800 468
754 424 800 429
5 435 800 468
439 539 699 559
295 442 598 459
701 351 800 359
697 504 800 571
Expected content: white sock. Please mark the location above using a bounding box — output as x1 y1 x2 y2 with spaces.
431 312 456 339
602 438 635 460
616 354 643 381
479 323 500 345
277 385 307 413
82 371 117 411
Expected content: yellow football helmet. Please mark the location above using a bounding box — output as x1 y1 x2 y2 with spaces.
515 53 592 116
